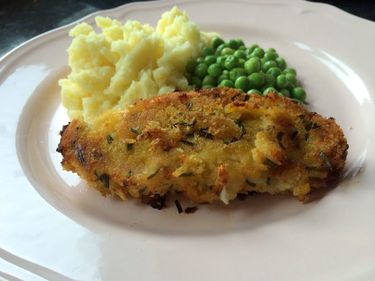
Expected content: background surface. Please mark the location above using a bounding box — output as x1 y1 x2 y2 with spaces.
0 0 374 57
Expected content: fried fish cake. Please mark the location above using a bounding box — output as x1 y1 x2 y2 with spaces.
57 88 348 208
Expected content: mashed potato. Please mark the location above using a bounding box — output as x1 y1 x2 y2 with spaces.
59 7 214 122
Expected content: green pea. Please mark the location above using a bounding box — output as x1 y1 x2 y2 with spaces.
267 48 276 53
219 79 234 88
263 87 277 96
202 75 216 86
207 63 222 77
228 39 241 49
186 60 197 74
291 87 306 102
264 73 275 86
247 89 262 95
224 55 239 70
238 58 245 66
212 37 225 49
235 76 250 91
202 84 214 89
244 57 261 74
251 47 265 58
202 47 214 57
275 57 287 70
279 89 290 97
285 73 297 87
262 60 277 72
204 55 217 65
238 45 246 51
267 67 282 78
264 51 278 61
235 39 245 47
276 74 289 89
190 76 202 88
195 63 208 78
222 70 229 75
216 56 226 67
248 72 265 88
230 68 247 81
234 50 246 59
221 47 235 56
218 74 229 83
247 44 259 54
216 43 227 55
284 68 297 75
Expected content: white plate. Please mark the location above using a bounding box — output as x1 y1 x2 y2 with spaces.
1 0 375 280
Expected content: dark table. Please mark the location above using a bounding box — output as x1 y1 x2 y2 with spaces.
0 0 374 57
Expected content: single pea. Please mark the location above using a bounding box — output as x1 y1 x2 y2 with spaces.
221 47 235 56
285 73 297 86
207 63 222 77
276 74 289 89
202 75 217 86
284 67 297 75
194 63 208 78
262 60 277 72
218 74 229 83
228 39 240 49
248 72 265 88
267 48 276 53
219 79 234 88
279 89 290 97
185 60 197 74
235 39 245 47
264 73 275 86
275 57 287 70
251 47 265 58
244 57 261 74
238 58 245 66
202 47 214 57
234 50 247 59
291 87 306 102
263 87 277 96
224 55 239 70
216 56 226 66
190 76 202 88
222 69 229 75
264 51 278 61
235 76 251 91
238 45 246 51
215 43 228 55
202 84 214 89
204 55 217 66
247 89 262 95
267 67 282 78
212 37 225 49
230 68 247 81
247 44 259 54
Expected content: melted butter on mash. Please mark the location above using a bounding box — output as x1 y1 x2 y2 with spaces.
59 7 214 122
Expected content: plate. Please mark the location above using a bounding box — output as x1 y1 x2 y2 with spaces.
1 0 375 280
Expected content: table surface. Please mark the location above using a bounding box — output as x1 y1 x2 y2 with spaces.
0 0 374 57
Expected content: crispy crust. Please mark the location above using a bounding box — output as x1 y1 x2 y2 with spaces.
58 88 348 206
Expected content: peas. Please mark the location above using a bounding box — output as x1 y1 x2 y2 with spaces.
291 87 306 102
186 60 197 74
247 89 262 95
195 63 208 78
212 37 224 49
224 55 239 70
208 63 222 77
262 60 277 72
230 68 247 81
276 74 289 89
234 50 246 59
267 67 282 78
219 79 234 88
185 37 307 104
204 55 217 65
249 72 265 88
244 57 261 74
235 76 250 91
202 75 216 86
221 47 235 56
251 47 265 58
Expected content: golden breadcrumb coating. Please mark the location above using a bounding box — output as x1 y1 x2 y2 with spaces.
57 88 348 208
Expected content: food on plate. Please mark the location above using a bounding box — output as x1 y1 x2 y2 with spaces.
185 37 307 102
59 7 214 122
57 88 348 208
